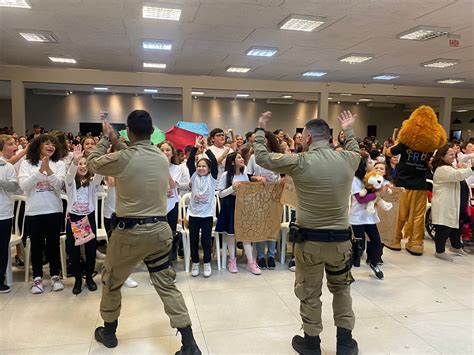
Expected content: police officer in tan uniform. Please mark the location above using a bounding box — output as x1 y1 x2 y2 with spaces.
254 111 360 355
87 110 201 355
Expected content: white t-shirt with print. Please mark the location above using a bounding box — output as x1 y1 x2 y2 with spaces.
349 177 380 225
188 172 218 218
206 145 234 183
246 154 279 182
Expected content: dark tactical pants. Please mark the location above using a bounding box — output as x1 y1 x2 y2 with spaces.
294 240 355 336
100 221 191 328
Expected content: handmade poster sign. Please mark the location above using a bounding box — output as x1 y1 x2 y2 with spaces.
280 176 297 208
377 187 404 244
234 182 284 242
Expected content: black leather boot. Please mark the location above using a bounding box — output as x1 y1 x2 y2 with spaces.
336 327 358 355
86 276 97 291
95 320 118 348
291 333 321 355
72 278 82 295
175 326 202 355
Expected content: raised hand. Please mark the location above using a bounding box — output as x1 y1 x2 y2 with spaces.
258 111 272 129
72 144 84 164
102 120 113 138
337 110 358 130
195 136 203 148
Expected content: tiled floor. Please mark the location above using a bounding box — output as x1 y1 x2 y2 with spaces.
1 239 473 354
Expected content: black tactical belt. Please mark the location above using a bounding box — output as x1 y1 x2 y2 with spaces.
297 228 352 242
116 216 167 230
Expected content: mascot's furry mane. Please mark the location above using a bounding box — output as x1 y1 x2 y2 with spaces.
397 105 447 153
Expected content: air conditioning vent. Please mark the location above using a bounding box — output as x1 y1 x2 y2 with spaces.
367 102 396 108
265 98 295 105
152 93 182 101
32 89 69 96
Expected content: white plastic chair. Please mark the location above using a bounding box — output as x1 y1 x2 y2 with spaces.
178 194 190 272
58 194 68 279
279 205 291 264
95 191 108 243
6 195 27 286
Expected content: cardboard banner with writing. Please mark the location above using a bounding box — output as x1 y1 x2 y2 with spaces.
280 176 298 208
377 187 404 244
235 182 284 242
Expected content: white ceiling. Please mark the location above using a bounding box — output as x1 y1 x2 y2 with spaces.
0 0 473 88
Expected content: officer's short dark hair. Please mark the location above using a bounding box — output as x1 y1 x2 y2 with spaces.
305 118 330 141
127 110 153 138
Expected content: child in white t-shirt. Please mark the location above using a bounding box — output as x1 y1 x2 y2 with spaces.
186 137 218 277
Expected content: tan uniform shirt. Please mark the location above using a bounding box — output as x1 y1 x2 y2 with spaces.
254 128 360 230
87 138 168 218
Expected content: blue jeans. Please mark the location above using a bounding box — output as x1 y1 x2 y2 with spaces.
256 240 276 259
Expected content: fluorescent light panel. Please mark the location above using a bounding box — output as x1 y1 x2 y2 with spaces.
48 56 77 64
236 93 250 98
281 95 293 98
94 87 108 91
246 46 278 57
142 39 172 50
372 74 399 80
226 66 251 73
144 89 158 93
279 14 325 32
437 78 465 84
455 109 468 112
192 91 204 95
338 53 374 64
143 62 166 68
340 93 352 96
422 58 459 68
0 0 30 8
142 6 181 20
398 25 449 41
19 31 57 43
358 98 372 102
302 71 327 77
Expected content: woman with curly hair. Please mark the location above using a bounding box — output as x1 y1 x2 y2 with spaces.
19 134 66 294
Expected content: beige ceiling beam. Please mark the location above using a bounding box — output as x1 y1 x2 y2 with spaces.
1 65 473 99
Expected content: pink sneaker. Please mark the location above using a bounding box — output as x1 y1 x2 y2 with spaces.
227 258 238 273
246 261 262 275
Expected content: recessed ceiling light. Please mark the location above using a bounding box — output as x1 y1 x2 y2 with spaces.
302 71 327 77
142 6 181 20
397 25 449 41
436 78 465 84
94 87 108 91
359 98 373 102
328 97 334 100
281 95 293 99
19 30 57 43
236 93 250 98
226 66 251 73
279 14 326 32
340 93 352 96
338 53 374 64
48 56 77 64
421 58 459 68
192 91 204 95
143 62 166 69
246 46 279 57
372 74 399 80
0 0 31 8
455 109 468 112
143 88 158 93
142 39 173 50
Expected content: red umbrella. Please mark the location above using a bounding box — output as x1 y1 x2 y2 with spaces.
165 126 201 150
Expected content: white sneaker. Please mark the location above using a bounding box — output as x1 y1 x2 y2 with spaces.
435 252 454 262
96 250 106 260
191 263 200 277
203 263 212 278
31 277 44 294
51 276 64 292
124 276 138 288
449 247 468 256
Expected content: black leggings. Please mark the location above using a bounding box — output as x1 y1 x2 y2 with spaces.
189 216 213 263
27 213 63 278
0 218 12 285
167 202 179 232
434 224 462 253
66 212 97 279
351 224 383 265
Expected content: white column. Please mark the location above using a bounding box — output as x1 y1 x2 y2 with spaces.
318 91 329 120
11 80 26 135
438 96 452 133
182 86 192 121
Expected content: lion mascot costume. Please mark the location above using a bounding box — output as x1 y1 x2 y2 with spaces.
385 105 447 255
